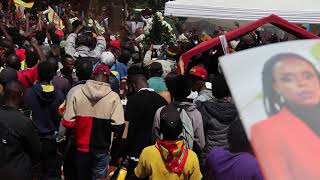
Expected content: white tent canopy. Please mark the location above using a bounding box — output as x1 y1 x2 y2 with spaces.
165 0 320 24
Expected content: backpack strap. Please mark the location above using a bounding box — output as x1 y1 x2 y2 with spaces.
174 102 191 120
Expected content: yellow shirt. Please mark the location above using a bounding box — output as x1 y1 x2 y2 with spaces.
135 145 202 180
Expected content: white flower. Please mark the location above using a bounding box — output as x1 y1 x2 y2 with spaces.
142 12 176 45
162 21 173 32
88 19 94 27
144 24 152 35
146 17 153 25
135 34 145 42
178 34 189 42
171 34 177 42
156 12 164 21
144 18 153 35
156 12 162 17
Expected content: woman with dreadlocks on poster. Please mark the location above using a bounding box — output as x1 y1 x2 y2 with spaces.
251 53 320 180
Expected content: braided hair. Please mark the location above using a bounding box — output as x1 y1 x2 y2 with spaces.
262 53 320 116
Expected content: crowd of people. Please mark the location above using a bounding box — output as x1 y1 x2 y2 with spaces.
0 1 265 180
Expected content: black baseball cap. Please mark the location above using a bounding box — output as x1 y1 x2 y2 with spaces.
149 62 163 75
160 103 183 139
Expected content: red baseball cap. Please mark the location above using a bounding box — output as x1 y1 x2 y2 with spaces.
15 49 26 61
55 29 65 37
189 66 208 80
109 40 121 49
93 64 111 76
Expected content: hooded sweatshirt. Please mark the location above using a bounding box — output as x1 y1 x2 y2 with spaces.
193 89 214 103
196 99 238 167
25 83 65 137
62 80 124 153
206 147 263 180
153 102 205 151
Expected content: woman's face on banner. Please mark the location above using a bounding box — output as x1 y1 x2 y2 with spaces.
273 58 320 107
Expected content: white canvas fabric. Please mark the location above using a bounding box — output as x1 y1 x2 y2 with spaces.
165 0 320 24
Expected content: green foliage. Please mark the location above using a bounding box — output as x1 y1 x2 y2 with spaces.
132 0 166 10
143 14 174 48
164 17 178 36
132 0 152 9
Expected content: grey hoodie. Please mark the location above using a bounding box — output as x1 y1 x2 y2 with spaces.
194 89 214 103
152 102 205 150
196 99 238 168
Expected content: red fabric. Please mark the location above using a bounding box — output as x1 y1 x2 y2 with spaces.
102 34 110 42
156 140 189 175
159 140 178 152
251 108 320 180
15 49 26 61
110 40 121 49
180 14 319 72
189 66 208 79
17 66 38 88
74 116 93 153
55 29 65 37
58 103 66 116
62 118 75 128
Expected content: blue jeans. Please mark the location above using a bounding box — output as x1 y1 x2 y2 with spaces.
76 151 110 180
92 153 109 179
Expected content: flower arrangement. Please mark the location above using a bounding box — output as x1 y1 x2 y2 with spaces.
142 12 176 49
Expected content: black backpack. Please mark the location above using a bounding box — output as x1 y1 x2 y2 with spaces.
160 103 195 149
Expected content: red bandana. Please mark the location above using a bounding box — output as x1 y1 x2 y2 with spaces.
156 140 189 175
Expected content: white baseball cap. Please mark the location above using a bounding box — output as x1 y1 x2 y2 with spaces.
100 51 115 66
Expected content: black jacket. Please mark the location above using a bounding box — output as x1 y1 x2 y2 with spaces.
24 83 65 137
125 90 167 158
0 106 41 180
196 99 238 167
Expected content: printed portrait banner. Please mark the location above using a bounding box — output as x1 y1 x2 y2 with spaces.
219 39 320 180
